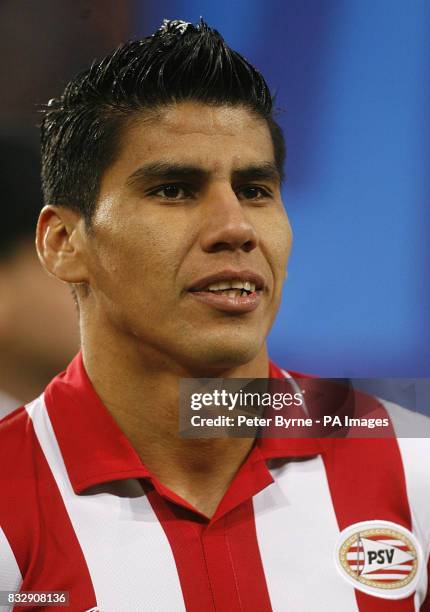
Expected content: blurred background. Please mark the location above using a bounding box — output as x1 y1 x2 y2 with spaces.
0 1 428 414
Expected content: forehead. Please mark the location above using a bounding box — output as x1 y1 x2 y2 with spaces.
112 102 275 177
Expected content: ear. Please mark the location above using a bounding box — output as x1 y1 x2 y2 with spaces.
36 206 89 284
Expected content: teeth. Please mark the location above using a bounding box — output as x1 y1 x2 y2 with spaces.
206 280 256 292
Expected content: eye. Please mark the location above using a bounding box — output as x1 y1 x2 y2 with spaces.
150 184 193 200
237 185 272 201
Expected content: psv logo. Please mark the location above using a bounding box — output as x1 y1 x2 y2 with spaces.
365 544 400 566
356 535 415 573
334 521 423 600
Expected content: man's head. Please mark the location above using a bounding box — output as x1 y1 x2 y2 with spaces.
37 20 292 374
0 138 78 399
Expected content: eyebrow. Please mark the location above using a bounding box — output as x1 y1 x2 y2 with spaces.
125 161 281 188
232 162 281 183
126 162 208 187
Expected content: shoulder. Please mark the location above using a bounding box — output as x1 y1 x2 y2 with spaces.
0 396 56 512
378 401 430 566
0 405 31 591
0 398 47 472
0 397 50 591
379 399 430 498
379 398 430 438
373 398 430 484
0 404 35 469
0 396 45 486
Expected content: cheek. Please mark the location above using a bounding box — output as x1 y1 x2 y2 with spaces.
275 218 293 259
263 213 293 276
89 217 189 306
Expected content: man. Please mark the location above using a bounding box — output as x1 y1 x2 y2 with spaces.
0 20 429 611
0 138 79 417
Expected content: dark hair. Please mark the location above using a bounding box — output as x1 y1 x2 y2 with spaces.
41 19 285 225
0 138 43 258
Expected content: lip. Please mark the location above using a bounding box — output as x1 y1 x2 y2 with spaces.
189 290 262 313
187 269 265 293
187 269 265 314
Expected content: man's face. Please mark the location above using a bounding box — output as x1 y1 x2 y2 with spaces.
82 102 292 371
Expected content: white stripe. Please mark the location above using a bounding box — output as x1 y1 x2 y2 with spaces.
280 370 309 416
27 396 185 612
348 564 413 572
253 456 358 611
384 400 430 611
0 525 22 599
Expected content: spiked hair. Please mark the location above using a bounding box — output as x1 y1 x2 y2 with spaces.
41 19 285 223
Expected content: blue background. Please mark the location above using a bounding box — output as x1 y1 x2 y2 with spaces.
133 1 430 377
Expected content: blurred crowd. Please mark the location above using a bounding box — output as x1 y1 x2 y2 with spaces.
0 138 79 416
0 2 133 416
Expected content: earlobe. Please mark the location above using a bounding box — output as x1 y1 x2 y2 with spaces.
36 206 89 284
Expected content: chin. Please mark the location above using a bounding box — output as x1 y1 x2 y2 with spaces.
182 335 263 374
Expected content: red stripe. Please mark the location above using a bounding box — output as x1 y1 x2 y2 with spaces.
146 489 272 612
347 556 413 565
0 406 97 611
322 437 415 611
369 579 409 583
362 536 408 542
213 500 272 612
366 568 412 576
348 560 413 568
145 487 215 612
349 544 409 551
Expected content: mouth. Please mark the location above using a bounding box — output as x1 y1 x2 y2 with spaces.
187 270 265 313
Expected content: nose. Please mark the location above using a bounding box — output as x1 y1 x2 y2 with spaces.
199 185 259 253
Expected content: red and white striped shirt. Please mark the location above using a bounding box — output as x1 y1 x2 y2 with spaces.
0 353 429 611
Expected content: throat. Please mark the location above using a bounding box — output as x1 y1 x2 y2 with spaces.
139 437 256 518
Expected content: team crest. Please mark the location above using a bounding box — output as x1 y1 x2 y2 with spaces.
334 520 423 600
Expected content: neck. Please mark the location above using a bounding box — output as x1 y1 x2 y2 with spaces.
81 325 269 517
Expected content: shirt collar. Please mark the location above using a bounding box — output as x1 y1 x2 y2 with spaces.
44 353 149 493
44 353 321 494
